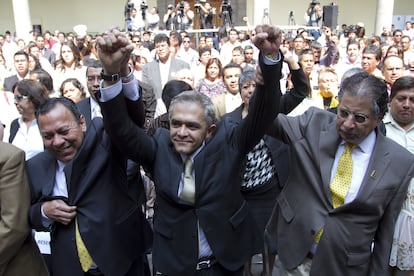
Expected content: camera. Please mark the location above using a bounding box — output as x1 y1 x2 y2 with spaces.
310 0 320 8
221 0 230 11
177 1 185 13
194 1 202 8
140 1 148 11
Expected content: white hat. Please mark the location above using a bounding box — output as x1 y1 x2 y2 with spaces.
73 24 88 37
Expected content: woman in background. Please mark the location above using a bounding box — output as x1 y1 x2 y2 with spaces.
195 57 225 98
53 41 87 95
9 79 49 160
60 78 86 103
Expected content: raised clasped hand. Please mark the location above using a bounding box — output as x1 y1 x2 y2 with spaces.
96 28 134 75
252 24 282 60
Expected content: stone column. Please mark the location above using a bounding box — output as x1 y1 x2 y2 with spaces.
12 0 32 41
375 0 394 35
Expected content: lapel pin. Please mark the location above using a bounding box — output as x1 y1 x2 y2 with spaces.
370 170 377 179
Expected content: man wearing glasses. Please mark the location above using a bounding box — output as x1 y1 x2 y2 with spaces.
176 35 199 68
265 71 414 275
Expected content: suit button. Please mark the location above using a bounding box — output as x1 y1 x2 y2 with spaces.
310 230 315 235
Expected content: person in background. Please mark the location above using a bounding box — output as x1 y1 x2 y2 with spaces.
60 78 86 103
9 79 49 160
0 141 49 276
195 0 215 30
53 41 87 95
211 62 242 120
35 33 56 67
305 0 322 40
195 57 226 98
30 69 57 97
228 66 308 275
315 68 340 110
219 28 241 66
381 55 406 94
3 51 30 92
244 45 257 66
386 76 414 276
141 33 189 112
361 44 383 79
147 7 160 32
193 46 212 86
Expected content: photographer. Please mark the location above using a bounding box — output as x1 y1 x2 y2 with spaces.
195 0 215 29
128 7 146 31
163 4 175 30
305 0 322 40
147 7 160 32
174 1 194 31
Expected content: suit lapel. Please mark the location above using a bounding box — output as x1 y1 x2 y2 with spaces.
355 132 390 200
41 152 59 197
319 122 341 205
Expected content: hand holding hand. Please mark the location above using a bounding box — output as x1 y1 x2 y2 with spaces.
42 199 77 225
96 28 133 76
252 24 282 60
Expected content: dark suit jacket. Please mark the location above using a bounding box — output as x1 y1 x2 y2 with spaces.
101 54 281 275
28 116 151 276
3 75 19 92
266 107 414 276
42 48 56 66
76 98 92 126
141 57 190 99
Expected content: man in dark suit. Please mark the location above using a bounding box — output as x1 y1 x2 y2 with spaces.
76 60 104 126
27 95 150 276
35 34 56 66
3 50 30 92
266 72 414 275
97 25 282 275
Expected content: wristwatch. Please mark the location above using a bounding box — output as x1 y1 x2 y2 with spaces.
100 70 120 82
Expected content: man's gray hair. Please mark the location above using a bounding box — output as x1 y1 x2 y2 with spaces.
168 90 216 126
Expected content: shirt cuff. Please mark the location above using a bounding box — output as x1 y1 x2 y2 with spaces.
122 78 140 101
99 79 140 102
41 205 53 228
99 80 122 102
262 51 282 65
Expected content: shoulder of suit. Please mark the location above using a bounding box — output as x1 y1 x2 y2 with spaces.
0 141 23 158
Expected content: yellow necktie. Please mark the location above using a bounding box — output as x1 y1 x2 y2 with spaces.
180 158 195 204
330 143 355 208
75 217 93 272
315 143 355 243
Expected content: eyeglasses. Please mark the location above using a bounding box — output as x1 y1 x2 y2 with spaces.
14 59 28 63
87 75 102 83
338 108 369 124
14 95 29 102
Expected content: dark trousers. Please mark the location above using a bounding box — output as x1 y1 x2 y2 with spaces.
84 255 148 276
156 263 244 276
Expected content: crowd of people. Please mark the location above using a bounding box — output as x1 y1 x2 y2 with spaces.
1 4 414 275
